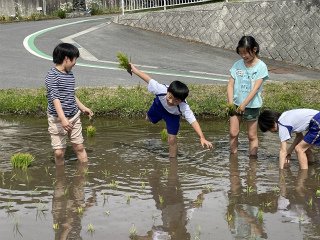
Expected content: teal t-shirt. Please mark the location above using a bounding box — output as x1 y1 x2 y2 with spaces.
230 59 269 108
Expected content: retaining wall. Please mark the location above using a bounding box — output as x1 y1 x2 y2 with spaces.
115 0 320 70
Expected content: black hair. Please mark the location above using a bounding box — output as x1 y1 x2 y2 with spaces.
258 110 281 132
236 36 260 56
167 81 189 101
52 43 80 64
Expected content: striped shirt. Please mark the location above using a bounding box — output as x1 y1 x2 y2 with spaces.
45 67 79 117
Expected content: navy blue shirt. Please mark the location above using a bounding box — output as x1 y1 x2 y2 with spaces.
45 67 79 117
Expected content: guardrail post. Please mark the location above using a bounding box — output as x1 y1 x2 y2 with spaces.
121 0 125 15
164 0 167 10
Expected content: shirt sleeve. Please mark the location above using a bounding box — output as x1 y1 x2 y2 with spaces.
45 72 60 101
147 79 168 95
256 61 269 81
278 125 291 142
179 102 196 124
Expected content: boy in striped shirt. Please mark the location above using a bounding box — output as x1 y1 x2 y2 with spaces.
45 43 93 165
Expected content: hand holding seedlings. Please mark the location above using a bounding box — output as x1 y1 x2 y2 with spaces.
117 52 132 75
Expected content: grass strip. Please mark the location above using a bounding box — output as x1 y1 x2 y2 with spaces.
0 81 319 118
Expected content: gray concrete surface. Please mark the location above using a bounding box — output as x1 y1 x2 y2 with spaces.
0 15 319 89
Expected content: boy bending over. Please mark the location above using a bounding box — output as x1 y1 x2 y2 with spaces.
258 109 320 169
130 64 213 157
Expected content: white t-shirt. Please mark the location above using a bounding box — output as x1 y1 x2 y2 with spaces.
278 109 319 142
147 79 196 124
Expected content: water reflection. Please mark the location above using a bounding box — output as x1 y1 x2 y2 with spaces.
52 163 95 240
227 154 267 239
146 158 189 240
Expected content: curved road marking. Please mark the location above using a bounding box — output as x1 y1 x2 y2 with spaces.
23 18 229 82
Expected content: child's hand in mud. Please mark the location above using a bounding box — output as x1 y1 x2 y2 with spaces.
284 153 291 168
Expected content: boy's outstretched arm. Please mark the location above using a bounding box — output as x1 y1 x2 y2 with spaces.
191 121 213 149
130 64 152 83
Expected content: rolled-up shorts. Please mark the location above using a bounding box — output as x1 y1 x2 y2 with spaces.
147 97 180 135
48 110 84 149
304 112 320 146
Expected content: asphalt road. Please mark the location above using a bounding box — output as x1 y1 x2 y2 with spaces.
0 15 319 89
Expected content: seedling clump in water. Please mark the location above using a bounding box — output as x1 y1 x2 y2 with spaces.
160 129 168 142
86 125 96 137
10 153 34 170
117 52 132 75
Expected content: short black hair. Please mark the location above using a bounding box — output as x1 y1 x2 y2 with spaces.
167 81 189 101
52 43 80 64
258 110 281 132
236 36 260 56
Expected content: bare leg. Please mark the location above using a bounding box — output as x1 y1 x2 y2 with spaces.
168 134 178 158
54 148 66 166
247 120 258 157
72 143 88 163
229 115 241 154
295 140 311 169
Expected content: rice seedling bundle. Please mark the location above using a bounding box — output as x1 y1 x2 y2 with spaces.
10 153 34 170
117 52 132 75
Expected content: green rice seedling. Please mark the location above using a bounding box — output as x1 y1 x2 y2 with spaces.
160 128 168 142
108 179 118 189
226 212 233 222
10 174 16 181
299 214 304 223
129 224 138 239
10 153 34 170
117 52 132 75
257 209 264 222
162 168 169 178
246 185 254 195
53 223 59 230
105 210 110 216
316 189 320 198
87 223 95 233
126 195 131 204
86 125 96 137
141 181 146 190
204 184 213 193
101 170 111 178
159 195 164 205
77 207 84 215
262 201 273 208
307 197 313 207
225 103 237 117
272 186 280 193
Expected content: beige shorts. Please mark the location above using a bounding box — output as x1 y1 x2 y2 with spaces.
48 110 84 149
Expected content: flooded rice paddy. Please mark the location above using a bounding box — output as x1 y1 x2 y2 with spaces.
1 116 320 240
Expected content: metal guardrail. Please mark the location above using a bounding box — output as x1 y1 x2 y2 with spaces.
121 0 214 14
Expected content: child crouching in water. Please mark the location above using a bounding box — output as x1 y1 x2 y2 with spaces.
258 109 320 169
129 63 213 157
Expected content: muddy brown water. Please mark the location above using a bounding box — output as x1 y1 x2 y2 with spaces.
0 116 320 240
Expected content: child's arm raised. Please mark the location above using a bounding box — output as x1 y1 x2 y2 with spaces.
191 121 213 149
130 64 152 83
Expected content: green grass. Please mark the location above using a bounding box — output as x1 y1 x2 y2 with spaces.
0 80 319 118
10 153 34 170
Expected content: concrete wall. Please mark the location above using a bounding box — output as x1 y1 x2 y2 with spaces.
115 0 320 70
0 0 73 16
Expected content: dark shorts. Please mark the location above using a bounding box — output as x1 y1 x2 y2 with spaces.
147 97 180 135
304 112 320 146
233 106 260 121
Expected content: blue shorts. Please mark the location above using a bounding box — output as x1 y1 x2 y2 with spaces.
147 97 180 135
304 112 320 146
